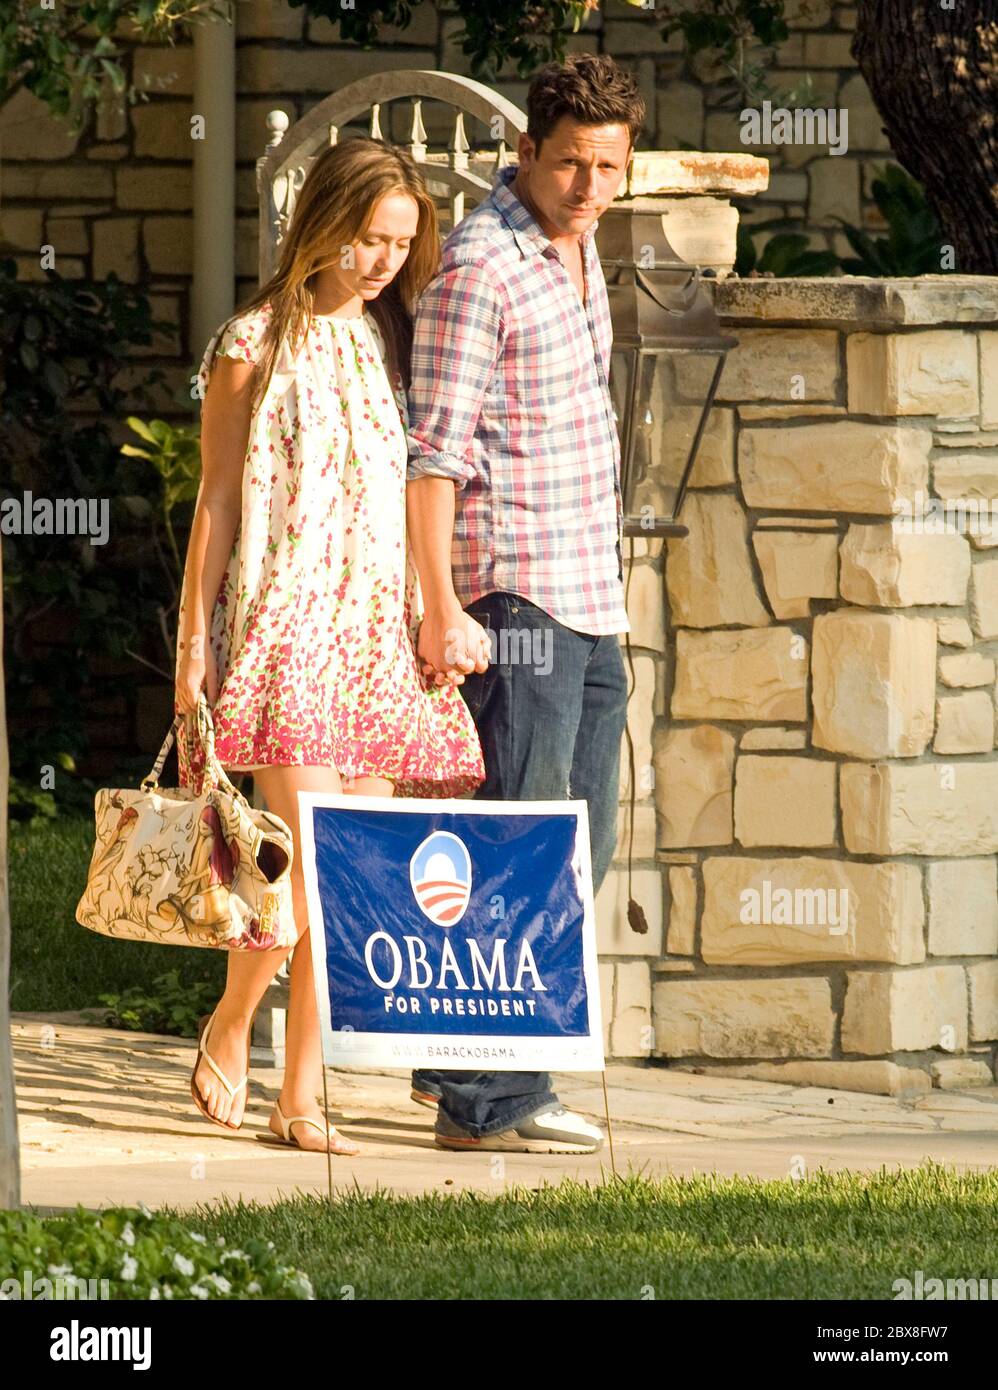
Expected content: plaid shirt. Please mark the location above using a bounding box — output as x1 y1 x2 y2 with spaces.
405 164 629 636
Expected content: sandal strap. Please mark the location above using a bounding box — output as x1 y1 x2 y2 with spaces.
274 1101 337 1142
284 1115 331 1137
199 1014 248 1100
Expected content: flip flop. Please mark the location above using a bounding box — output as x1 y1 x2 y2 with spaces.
190 1010 248 1131
256 1099 360 1155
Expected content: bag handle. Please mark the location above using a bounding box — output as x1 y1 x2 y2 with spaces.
141 716 183 792
193 693 252 809
140 693 251 810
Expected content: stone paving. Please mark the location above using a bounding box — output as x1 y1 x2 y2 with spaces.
12 1013 998 1213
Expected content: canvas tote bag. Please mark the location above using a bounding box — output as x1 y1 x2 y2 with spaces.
76 693 296 950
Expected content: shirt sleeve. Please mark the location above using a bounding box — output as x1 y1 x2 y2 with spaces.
405 261 505 489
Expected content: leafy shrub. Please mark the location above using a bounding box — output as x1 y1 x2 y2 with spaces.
121 415 202 591
0 1 225 122
835 164 949 275
98 969 221 1038
735 167 947 279
735 219 839 277
0 262 183 789
294 0 600 78
660 0 792 105
0 1205 314 1301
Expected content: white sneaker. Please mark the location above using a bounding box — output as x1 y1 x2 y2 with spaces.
435 1106 603 1155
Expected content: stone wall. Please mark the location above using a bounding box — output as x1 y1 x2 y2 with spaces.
597 276 998 1094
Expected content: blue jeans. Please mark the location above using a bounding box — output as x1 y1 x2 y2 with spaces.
413 590 628 1137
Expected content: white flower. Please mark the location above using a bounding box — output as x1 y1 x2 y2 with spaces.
136 1201 152 1217
149 1286 161 1300
120 1255 138 1282
221 1249 249 1263
189 1283 210 1300
189 1232 207 1245
205 1272 231 1294
173 1253 195 1277
216 1236 226 1247
120 1223 136 1248
247 1281 261 1294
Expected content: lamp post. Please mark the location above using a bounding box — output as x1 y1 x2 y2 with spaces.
600 207 738 538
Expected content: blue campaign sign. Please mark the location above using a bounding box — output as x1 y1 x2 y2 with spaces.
297 794 604 1072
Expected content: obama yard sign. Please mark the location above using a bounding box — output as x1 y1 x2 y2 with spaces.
297 795 604 1072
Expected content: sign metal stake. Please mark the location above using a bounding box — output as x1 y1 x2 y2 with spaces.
601 1071 617 1178
321 1061 334 1202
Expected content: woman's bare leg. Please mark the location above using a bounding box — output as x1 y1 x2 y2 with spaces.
191 956 297 1127
192 945 291 1128
193 762 393 1142
271 770 393 1148
192 763 341 1127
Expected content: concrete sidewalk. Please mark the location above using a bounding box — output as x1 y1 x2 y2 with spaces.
12 1013 998 1213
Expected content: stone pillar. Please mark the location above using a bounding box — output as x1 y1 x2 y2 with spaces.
593 152 768 1059
643 275 998 1094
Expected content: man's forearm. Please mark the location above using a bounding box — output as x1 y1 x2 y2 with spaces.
405 475 462 611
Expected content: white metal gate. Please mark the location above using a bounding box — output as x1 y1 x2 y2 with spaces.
255 70 528 283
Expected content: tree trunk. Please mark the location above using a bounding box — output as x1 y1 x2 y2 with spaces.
0 540 21 1208
852 1 998 274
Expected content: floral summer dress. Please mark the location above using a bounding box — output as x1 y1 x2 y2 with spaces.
174 302 485 799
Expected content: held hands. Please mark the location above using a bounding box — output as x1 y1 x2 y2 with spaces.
417 604 491 688
175 634 219 715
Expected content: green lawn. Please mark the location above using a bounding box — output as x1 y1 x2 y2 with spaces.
7 813 225 1017
165 1165 998 1300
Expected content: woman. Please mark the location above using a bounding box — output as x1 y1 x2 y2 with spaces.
174 137 490 1154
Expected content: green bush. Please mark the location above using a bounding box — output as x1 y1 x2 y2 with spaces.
0 1206 313 1301
121 416 202 588
98 968 221 1037
0 261 185 792
0 3 227 121
735 219 839 277
735 167 948 279
835 164 950 275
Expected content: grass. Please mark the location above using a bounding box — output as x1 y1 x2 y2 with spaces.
166 1164 998 1300
7 813 226 1017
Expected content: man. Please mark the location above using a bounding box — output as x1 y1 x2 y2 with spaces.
404 53 645 1154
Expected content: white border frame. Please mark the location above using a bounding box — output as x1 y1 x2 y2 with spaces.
297 793 605 1072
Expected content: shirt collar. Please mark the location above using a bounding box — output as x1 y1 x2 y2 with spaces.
490 162 599 261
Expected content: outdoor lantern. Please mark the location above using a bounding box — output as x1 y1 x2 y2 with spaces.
600 208 738 538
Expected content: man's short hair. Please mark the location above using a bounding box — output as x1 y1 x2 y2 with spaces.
525 53 646 156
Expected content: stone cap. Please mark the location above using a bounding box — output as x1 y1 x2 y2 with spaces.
714 275 998 327
427 148 770 199
626 151 769 198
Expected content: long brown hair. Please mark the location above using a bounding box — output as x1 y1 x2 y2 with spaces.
208 136 440 410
